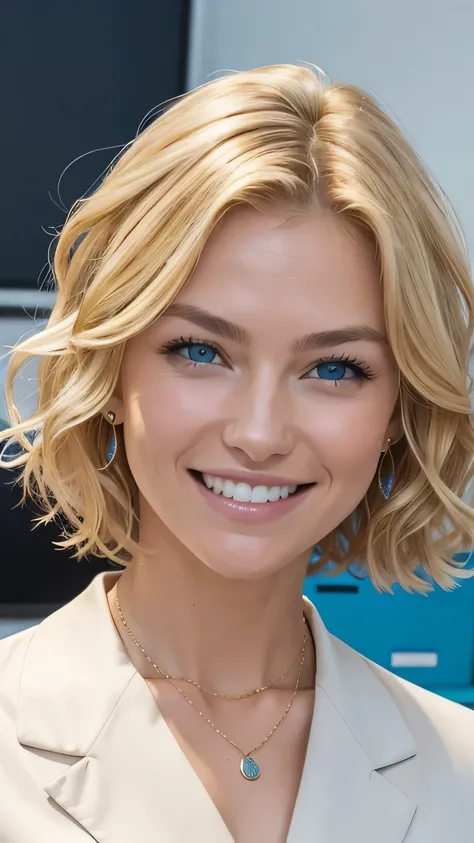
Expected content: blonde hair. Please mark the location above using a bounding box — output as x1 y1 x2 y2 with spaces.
2 63 474 593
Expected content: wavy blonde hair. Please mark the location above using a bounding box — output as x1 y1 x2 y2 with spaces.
2 63 474 593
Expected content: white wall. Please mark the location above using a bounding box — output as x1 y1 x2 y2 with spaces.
0 289 55 422
187 0 474 257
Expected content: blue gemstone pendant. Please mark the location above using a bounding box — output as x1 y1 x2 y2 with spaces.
106 432 117 465
378 444 394 500
380 473 393 500
240 756 261 781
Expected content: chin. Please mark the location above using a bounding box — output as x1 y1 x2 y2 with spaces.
197 535 298 581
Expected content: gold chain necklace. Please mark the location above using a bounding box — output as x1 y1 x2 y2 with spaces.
116 594 306 700
115 591 307 781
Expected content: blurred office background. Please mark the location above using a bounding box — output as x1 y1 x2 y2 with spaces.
1 0 474 705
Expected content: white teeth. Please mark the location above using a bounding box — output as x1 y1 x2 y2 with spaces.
234 483 252 502
250 485 268 503
268 486 281 502
213 477 225 495
222 479 235 498
200 474 300 503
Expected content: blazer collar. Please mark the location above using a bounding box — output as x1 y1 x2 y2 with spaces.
17 572 417 843
288 597 417 843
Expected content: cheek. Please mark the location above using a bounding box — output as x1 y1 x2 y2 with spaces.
310 394 389 482
121 368 215 476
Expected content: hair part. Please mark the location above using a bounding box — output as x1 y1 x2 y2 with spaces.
2 63 474 593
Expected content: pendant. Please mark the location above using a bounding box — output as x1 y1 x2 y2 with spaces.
240 756 261 781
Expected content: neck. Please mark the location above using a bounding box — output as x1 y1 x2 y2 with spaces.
108 528 316 696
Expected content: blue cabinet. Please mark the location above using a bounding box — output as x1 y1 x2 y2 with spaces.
304 553 474 705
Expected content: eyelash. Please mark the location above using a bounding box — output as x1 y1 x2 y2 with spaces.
161 336 227 363
307 353 375 380
160 336 375 380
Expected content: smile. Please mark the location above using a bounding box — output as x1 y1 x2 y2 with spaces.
189 470 315 524
202 473 299 503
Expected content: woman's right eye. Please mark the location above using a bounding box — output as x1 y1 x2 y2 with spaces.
163 339 224 366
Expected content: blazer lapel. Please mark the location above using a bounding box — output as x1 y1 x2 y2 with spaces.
287 598 417 843
17 572 233 843
16 573 418 843
42 672 234 843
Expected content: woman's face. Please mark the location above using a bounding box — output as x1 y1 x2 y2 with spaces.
117 206 400 578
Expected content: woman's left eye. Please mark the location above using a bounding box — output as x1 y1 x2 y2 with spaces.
305 359 371 382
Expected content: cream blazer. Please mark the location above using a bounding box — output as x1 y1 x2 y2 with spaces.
1 571 474 842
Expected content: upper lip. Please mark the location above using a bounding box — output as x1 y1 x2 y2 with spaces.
191 469 313 487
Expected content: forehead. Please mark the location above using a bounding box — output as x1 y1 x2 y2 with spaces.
180 205 384 334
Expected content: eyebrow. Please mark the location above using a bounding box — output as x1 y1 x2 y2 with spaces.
163 303 387 351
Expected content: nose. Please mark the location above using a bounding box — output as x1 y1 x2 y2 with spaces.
222 374 294 463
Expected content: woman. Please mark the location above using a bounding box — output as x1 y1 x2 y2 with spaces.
1 64 474 843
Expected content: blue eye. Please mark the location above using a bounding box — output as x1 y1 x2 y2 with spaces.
313 361 354 381
305 358 372 382
163 338 224 366
181 343 217 363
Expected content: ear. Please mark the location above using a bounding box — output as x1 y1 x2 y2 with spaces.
102 395 124 425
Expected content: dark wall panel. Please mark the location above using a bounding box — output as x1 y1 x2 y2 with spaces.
0 1 189 609
0 0 190 286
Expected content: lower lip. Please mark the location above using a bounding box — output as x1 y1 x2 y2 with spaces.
190 473 315 524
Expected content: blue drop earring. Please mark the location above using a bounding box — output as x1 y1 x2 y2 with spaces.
97 410 117 471
378 439 394 500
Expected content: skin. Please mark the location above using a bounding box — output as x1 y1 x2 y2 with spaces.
105 204 400 840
